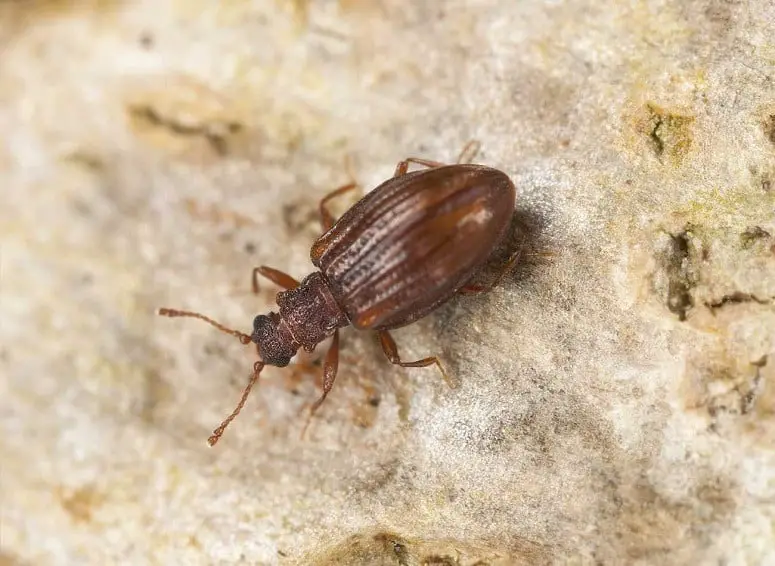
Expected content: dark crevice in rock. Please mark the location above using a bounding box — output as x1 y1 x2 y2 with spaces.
644 103 695 165
708 356 768 423
705 292 772 314
740 356 767 415
763 114 775 145
665 230 695 321
740 226 771 248
649 116 665 158
128 104 243 156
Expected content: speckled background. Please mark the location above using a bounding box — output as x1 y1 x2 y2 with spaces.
2 1 774 565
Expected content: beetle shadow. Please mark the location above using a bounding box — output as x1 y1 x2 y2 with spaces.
480 206 551 287
331 207 551 417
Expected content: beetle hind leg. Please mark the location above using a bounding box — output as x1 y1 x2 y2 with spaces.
456 140 481 164
458 245 523 296
319 182 359 231
393 140 482 177
393 157 446 177
378 330 454 388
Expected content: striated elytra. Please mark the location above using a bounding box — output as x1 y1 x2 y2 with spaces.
159 147 518 446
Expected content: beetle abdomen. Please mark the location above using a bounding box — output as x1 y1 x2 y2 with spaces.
311 164 516 330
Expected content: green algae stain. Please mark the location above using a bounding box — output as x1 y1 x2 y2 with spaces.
644 103 695 166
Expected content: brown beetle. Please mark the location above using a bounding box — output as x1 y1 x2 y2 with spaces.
159 145 519 445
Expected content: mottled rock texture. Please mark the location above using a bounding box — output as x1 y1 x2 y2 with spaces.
2 1 774 565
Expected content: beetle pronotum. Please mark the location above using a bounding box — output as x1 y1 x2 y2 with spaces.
159 145 519 445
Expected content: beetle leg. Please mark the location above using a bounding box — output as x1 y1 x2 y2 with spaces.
393 157 447 177
458 245 523 295
319 182 359 231
456 140 481 164
377 330 453 388
301 329 340 438
392 141 482 177
251 265 301 294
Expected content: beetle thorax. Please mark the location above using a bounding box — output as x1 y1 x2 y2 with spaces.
276 272 349 351
251 272 349 366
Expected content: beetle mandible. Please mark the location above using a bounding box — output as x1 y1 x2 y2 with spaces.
159 144 519 445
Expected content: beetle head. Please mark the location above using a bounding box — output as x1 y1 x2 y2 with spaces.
251 312 297 367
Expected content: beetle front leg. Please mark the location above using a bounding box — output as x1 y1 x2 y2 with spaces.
300 329 341 438
378 330 453 388
251 266 301 294
312 329 340 414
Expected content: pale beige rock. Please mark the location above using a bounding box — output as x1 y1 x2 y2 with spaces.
2 1 774 565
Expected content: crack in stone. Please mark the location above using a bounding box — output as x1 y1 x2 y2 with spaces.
665 230 695 321
128 104 243 156
705 292 773 314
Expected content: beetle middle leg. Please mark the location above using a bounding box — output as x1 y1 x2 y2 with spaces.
319 182 359 231
377 330 453 388
251 266 300 294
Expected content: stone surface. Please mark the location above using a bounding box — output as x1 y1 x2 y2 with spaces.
2 1 774 564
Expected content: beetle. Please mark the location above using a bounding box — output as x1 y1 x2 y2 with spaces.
159 144 519 445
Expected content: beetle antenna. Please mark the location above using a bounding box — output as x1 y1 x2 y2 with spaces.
157 308 252 344
208 361 265 446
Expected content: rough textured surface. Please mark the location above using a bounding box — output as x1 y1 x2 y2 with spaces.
2 1 774 564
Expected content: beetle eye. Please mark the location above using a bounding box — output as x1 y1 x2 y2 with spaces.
252 314 270 334
252 314 278 345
